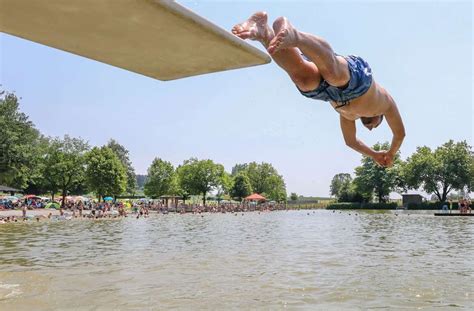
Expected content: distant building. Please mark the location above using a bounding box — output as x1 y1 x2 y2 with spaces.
402 194 424 206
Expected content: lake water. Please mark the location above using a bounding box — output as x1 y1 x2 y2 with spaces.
0 210 473 310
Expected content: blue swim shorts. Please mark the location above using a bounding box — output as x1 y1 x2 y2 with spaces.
298 54 373 107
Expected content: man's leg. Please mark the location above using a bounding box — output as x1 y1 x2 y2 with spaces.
232 12 321 92
268 17 350 88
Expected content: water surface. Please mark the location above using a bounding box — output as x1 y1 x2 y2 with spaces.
1 210 473 310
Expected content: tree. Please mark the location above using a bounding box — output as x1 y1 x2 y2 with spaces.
23 136 51 195
264 174 287 202
215 172 233 204
330 173 352 198
353 142 402 203
169 174 189 199
136 174 148 189
85 146 127 200
231 163 248 176
231 162 287 202
177 158 224 205
447 192 460 201
403 140 472 202
42 135 89 206
0 90 41 189
144 158 175 198
469 152 474 192
329 173 367 202
338 182 368 203
106 139 137 195
290 192 298 201
230 173 252 201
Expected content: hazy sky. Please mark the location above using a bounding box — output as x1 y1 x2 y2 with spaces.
1 1 472 196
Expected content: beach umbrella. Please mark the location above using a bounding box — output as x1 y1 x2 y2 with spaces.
24 194 42 200
103 196 113 201
245 193 267 201
45 202 60 209
2 195 19 202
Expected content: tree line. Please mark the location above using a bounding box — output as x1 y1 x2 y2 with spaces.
144 158 286 204
330 141 474 203
0 90 287 205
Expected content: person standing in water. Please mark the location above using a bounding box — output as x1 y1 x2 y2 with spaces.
232 12 405 167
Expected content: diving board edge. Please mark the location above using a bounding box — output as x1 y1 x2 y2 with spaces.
157 0 271 65
0 0 271 81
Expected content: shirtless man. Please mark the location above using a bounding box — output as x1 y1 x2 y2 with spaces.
232 12 405 167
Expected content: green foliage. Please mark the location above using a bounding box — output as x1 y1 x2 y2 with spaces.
293 196 331 202
106 139 137 195
329 173 366 202
330 173 351 198
231 163 248 176
136 174 147 189
326 202 361 209
353 142 403 202
144 158 175 198
327 202 398 210
85 146 127 200
403 140 472 201
290 192 298 201
230 173 252 201
215 172 233 203
177 158 225 205
23 136 50 195
0 90 41 189
406 201 459 210
338 182 369 203
42 136 89 204
231 162 287 202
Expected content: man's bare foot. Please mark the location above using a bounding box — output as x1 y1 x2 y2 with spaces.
268 17 299 55
231 12 274 47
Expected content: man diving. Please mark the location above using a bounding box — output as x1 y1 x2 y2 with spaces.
232 12 405 167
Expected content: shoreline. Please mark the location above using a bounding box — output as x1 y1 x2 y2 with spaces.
0 209 61 217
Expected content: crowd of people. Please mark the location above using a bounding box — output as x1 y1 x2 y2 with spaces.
2 195 471 224
0 197 288 224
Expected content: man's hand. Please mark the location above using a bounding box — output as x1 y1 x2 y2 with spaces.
371 151 395 167
372 151 387 167
382 152 394 167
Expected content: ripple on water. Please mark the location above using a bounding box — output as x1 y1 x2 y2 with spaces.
0 210 473 309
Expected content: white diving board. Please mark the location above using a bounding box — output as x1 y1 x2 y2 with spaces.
0 0 271 81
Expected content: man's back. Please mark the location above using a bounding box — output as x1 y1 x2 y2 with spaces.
331 80 395 121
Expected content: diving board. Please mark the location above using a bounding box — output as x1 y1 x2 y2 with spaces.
0 0 271 80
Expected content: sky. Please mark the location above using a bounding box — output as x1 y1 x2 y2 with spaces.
0 1 472 197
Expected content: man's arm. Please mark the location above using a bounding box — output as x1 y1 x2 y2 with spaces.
383 102 406 163
339 116 386 166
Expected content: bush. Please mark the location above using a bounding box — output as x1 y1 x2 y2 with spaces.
287 202 329 209
327 203 361 209
407 202 459 210
326 202 398 210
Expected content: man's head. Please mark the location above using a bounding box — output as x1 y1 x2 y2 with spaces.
361 115 384 130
